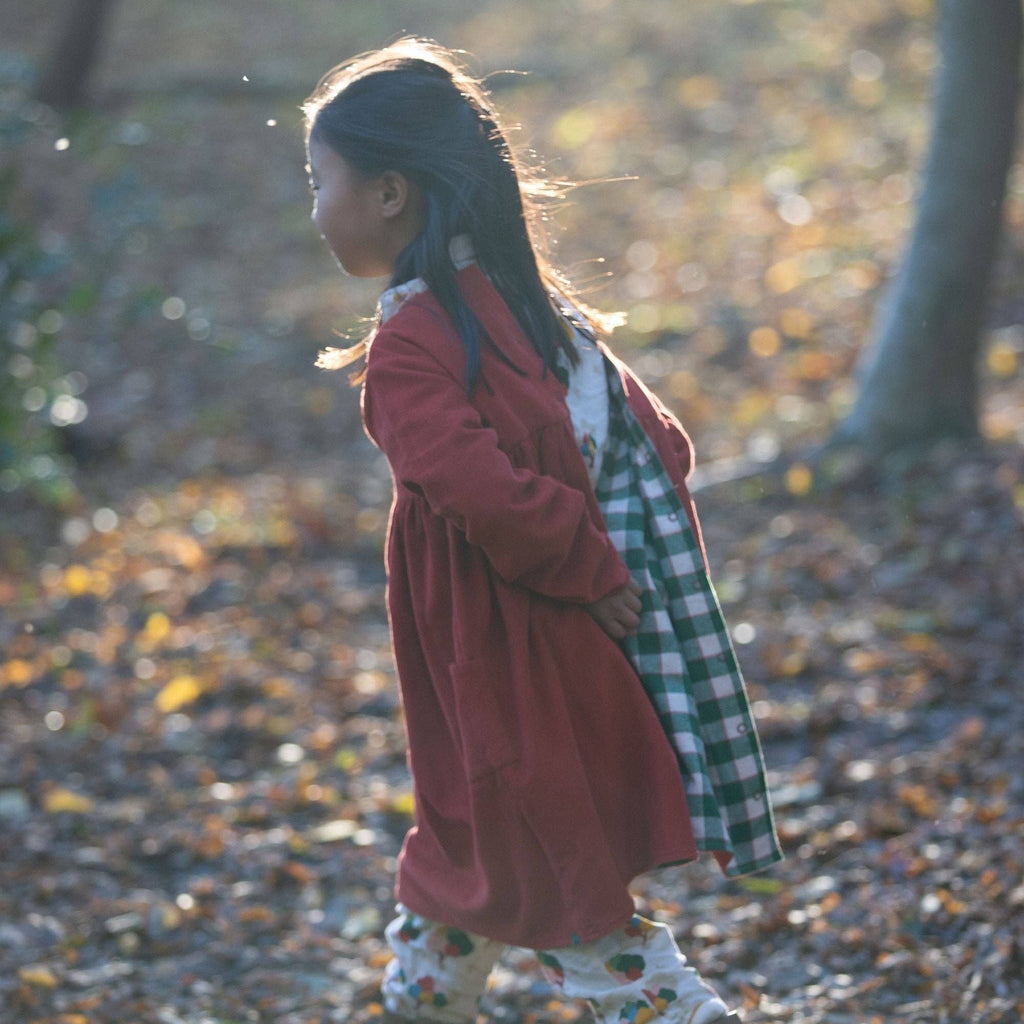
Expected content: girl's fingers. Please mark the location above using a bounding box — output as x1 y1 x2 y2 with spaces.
614 596 640 633
619 610 640 633
588 582 644 638
600 609 625 639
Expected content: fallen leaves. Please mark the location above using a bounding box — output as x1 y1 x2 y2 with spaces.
154 675 204 714
41 789 95 815
18 965 59 989
3 441 1020 1024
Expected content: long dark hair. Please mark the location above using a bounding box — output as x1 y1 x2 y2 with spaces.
303 38 617 391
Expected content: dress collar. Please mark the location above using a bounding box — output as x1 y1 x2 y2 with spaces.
377 235 475 323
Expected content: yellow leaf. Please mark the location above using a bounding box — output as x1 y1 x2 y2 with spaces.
43 788 95 814
765 258 802 294
2 658 35 688
63 565 93 596
156 675 203 713
159 531 205 570
18 964 58 988
390 791 415 817
785 463 814 496
143 612 173 645
987 341 1019 378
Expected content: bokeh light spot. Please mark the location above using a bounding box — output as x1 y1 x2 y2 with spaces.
749 327 782 358
162 297 187 321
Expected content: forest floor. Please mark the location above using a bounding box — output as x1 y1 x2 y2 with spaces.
1 436 1024 1024
3 439 1024 1024
2 1 1024 1022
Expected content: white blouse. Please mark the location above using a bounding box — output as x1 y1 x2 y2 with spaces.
557 320 609 487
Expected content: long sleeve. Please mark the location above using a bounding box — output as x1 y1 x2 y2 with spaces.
364 327 631 604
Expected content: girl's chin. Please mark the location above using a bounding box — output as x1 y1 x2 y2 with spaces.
334 254 391 280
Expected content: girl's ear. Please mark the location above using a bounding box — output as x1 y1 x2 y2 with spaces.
378 170 413 220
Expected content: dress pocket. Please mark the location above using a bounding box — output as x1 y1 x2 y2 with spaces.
449 658 518 781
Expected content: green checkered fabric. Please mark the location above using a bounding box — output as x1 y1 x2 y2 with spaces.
593 361 783 876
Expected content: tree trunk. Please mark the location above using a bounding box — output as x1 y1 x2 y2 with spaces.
834 0 1022 457
36 0 118 111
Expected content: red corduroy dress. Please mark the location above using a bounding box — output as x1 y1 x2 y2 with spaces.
361 265 708 950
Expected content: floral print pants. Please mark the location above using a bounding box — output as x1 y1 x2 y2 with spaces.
381 907 729 1024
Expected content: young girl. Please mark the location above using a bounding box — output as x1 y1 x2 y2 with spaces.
304 38 782 1024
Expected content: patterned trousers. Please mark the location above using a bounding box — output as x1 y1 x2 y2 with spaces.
381 906 729 1024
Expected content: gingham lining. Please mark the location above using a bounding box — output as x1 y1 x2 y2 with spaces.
593 358 783 876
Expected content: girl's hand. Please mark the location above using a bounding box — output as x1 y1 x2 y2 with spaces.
586 578 643 639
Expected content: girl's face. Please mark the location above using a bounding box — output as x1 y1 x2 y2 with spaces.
307 135 421 278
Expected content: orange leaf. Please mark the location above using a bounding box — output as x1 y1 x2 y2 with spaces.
1 658 35 688
239 906 277 924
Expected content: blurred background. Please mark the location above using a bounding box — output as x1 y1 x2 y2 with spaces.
3 0 1021 503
